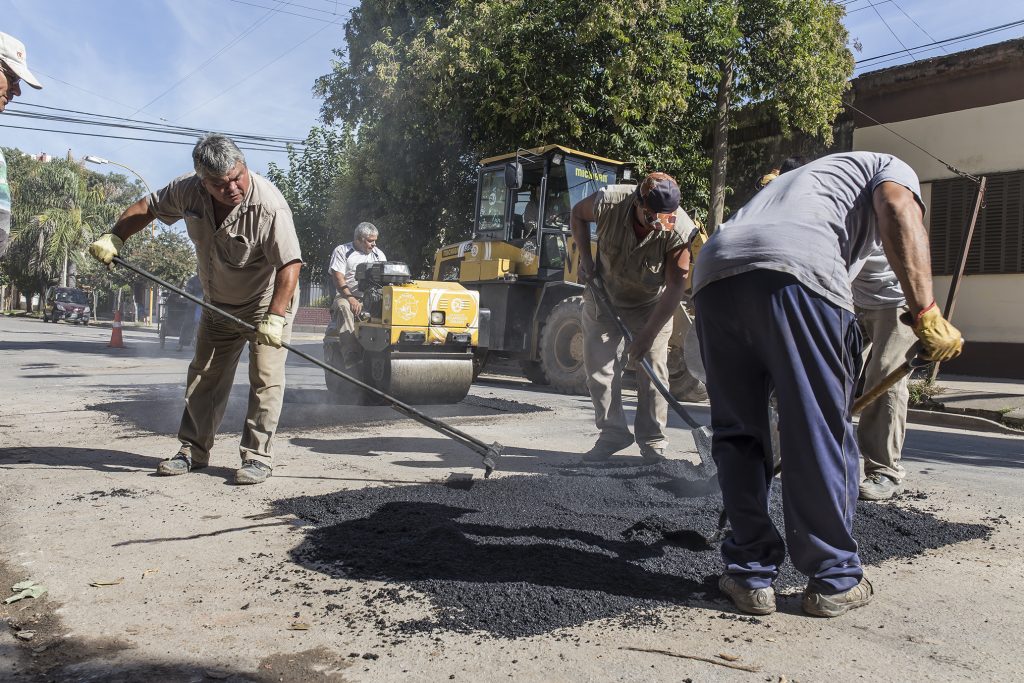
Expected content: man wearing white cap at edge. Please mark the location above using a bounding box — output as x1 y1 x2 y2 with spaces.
0 31 43 257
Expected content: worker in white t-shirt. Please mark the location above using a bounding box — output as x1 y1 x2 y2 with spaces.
328 222 386 365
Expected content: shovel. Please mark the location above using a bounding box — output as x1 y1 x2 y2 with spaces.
587 277 714 467
112 257 501 477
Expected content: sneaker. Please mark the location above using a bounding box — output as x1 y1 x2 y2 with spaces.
235 459 272 485
639 444 667 464
859 474 904 501
718 575 776 616
156 451 206 476
582 435 634 462
802 577 874 617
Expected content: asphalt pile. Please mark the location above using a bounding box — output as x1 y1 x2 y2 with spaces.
278 461 990 638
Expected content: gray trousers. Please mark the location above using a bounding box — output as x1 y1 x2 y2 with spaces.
582 290 673 448
856 305 917 482
330 295 361 364
177 295 293 468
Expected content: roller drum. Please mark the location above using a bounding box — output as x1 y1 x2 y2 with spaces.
363 351 473 405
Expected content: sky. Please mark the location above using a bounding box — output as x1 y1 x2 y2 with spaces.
2 0 1023 193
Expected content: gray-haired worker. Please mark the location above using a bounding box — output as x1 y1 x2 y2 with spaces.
328 222 386 366
89 134 302 485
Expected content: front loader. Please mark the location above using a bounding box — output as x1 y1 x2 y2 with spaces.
432 144 704 400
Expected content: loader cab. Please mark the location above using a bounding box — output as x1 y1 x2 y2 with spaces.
472 146 624 279
432 145 632 394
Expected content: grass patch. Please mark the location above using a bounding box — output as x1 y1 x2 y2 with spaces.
909 379 945 406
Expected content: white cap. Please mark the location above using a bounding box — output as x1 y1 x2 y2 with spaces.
0 32 42 89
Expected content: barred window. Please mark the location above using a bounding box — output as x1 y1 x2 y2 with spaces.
929 171 1024 275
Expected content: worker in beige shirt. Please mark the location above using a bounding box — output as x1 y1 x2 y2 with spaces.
89 134 303 485
570 172 697 463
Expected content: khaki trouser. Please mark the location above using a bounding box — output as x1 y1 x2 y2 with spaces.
330 295 361 364
856 305 917 482
177 294 294 469
582 289 673 448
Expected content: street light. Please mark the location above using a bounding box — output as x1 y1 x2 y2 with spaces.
84 155 157 325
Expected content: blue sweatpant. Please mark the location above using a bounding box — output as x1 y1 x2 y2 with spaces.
695 270 864 594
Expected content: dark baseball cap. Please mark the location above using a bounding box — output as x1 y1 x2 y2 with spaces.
636 172 680 228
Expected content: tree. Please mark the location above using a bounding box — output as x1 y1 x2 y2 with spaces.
313 0 853 263
695 0 854 229
266 126 352 282
0 149 147 311
316 0 706 270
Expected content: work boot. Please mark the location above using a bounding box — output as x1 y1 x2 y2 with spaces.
156 450 206 476
638 444 667 464
235 459 272 485
802 577 874 618
859 474 903 501
582 435 634 462
718 575 776 616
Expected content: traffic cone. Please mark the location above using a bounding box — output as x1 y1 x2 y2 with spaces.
108 310 126 348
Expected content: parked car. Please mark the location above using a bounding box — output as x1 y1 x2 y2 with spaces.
42 286 91 324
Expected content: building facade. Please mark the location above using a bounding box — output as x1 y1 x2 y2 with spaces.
850 38 1024 378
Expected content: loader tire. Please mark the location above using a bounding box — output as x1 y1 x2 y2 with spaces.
518 360 550 386
537 296 588 395
472 350 489 380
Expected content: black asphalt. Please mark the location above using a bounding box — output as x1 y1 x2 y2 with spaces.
277 461 990 639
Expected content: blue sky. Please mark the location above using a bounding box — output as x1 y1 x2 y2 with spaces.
2 0 1023 194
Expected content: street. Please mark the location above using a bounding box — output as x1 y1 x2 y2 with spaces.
1 315 1021 682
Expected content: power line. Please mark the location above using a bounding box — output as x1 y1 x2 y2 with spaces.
175 17 342 123
230 0 358 16
889 0 946 54
0 123 293 154
13 103 307 145
856 17 1024 65
866 0 918 63
228 0 357 23
125 0 288 118
842 101 981 183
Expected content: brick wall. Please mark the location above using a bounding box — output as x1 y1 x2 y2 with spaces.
295 306 330 326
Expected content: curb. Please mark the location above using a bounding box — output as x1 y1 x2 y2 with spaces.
906 408 1024 436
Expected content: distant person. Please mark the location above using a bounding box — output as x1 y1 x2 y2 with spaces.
693 152 962 618
570 172 698 464
328 222 386 367
89 134 302 485
176 274 204 352
0 31 42 257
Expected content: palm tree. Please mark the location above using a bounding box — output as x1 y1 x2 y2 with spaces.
11 159 111 288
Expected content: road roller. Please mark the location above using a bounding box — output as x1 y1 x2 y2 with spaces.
322 261 484 404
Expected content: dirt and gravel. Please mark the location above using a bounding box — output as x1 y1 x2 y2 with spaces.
1 317 1022 682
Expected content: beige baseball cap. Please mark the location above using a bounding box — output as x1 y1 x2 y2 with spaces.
0 32 42 89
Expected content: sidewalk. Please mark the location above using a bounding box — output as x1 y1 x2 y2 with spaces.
908 373 1024 434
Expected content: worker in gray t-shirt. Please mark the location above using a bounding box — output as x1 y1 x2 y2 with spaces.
692 152 963 619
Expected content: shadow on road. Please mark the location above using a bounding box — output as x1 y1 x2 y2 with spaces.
904 426 1024 469
0 446 243 482
0 446 160 473
288 433 655 474
85 384 547 438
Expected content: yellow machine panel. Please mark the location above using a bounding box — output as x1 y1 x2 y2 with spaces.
380 282 480 346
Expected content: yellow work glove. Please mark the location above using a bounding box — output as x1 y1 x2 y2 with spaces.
88 233 123 267
912 302 963 362
255 313 286 348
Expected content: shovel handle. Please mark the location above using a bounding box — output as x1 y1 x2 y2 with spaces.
852 352 932 415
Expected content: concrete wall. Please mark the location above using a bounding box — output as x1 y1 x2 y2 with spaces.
853 99 1024 181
